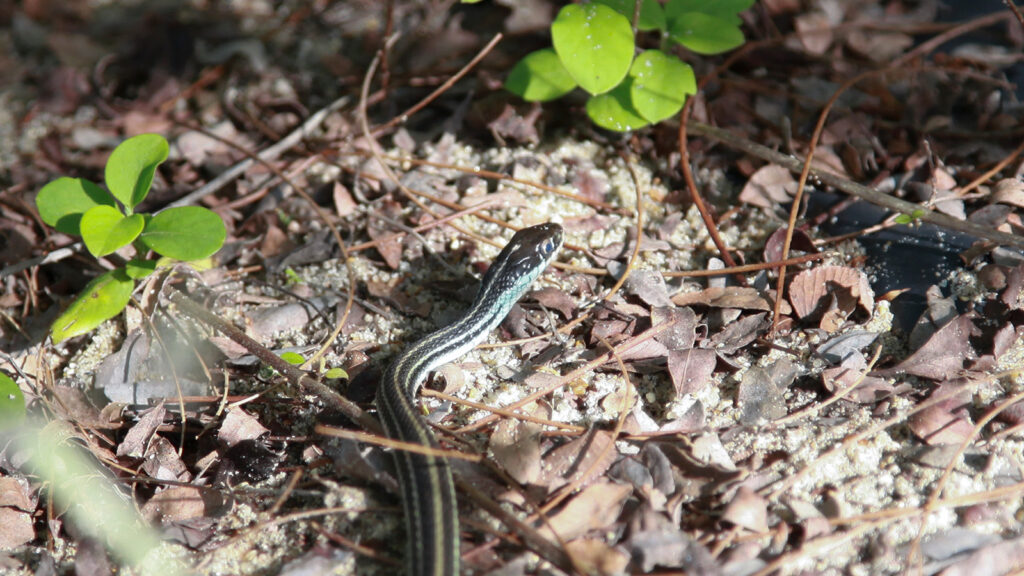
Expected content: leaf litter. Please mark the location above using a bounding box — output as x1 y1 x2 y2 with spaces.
2 1 1024 575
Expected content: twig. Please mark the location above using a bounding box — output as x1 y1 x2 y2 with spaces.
164 287 380 434
688 122 1024 250
167 96 350 208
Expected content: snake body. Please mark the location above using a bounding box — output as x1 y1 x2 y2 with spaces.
376 223 563 576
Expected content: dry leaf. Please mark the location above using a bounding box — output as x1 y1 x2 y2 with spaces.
218 407 270 448
564 538 630 576
539 481 631 542
881 315 977 380
721 486 769 533
0 507 34 550
739 164 797 208
667 348 716 397
539 430 616 492
789 265 873 324
141 486 207 524
489 418 542 485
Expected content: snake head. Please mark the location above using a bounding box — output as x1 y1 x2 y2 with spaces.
477 222 563 307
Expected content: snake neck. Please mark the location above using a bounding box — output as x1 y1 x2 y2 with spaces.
387 290 514 401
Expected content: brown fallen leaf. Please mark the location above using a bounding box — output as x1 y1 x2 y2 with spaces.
141 486 207 524
667 348 716 398
671 286 774 312
219 407 270 448
564 538 630 576
739 164 797 208
538 430 616 493
908 382 975 446
489 418 542 485
721 486 769 533
539 481 631 542
117 404 167 459
0 507 34 550
878 315 977 380
788 265 873 324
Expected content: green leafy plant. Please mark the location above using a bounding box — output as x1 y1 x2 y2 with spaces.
505 0 753 131
0 373 25 430
35 134 227 343
894 209 926 225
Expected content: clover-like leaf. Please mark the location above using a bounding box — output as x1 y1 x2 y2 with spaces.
51 269 134 343
596 0 667 31
665 0 753 25
552 3 634 95
140 206 226 261
629 50 696 123
669 12 746 55
586 81 650 132
505 48 578 102
280 352 305 365
105 133 169 212
0 372 25 430
80 206 145 258
125 259 158 280
324 367 349 380
36 178 116 236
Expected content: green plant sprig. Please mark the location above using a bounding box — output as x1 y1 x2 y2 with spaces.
505 0 753 131
35 134 227 343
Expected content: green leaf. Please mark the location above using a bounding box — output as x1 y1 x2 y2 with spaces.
669 12 746 55
0 372 26 430
51 269 134 343
105 133 169 212
324 367 348 380
280 352 305 365
36 178 116 236
629 50 696 123
586 81 650 132
596 0 667 31
125 259 158 280
551 3 635 95
665 0 754 25
505 48 578 102
139 206 226 261
80 206 145 258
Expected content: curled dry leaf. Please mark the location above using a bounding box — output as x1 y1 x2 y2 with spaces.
141 486 207 524
539 481 631 542
626 529 712 572
739 164 797 208
564 538 630 576
788 265 873 325
763 226 818 263
908 382 975 446
821 352 894 403
489 418 542 485
672 286 775 312
793 12 834 55
721 486 770 533
218 407 270 448
992 178 1024 208
142 435 192 483
530 286 576 319
117 404 167 459
538 430 616 493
